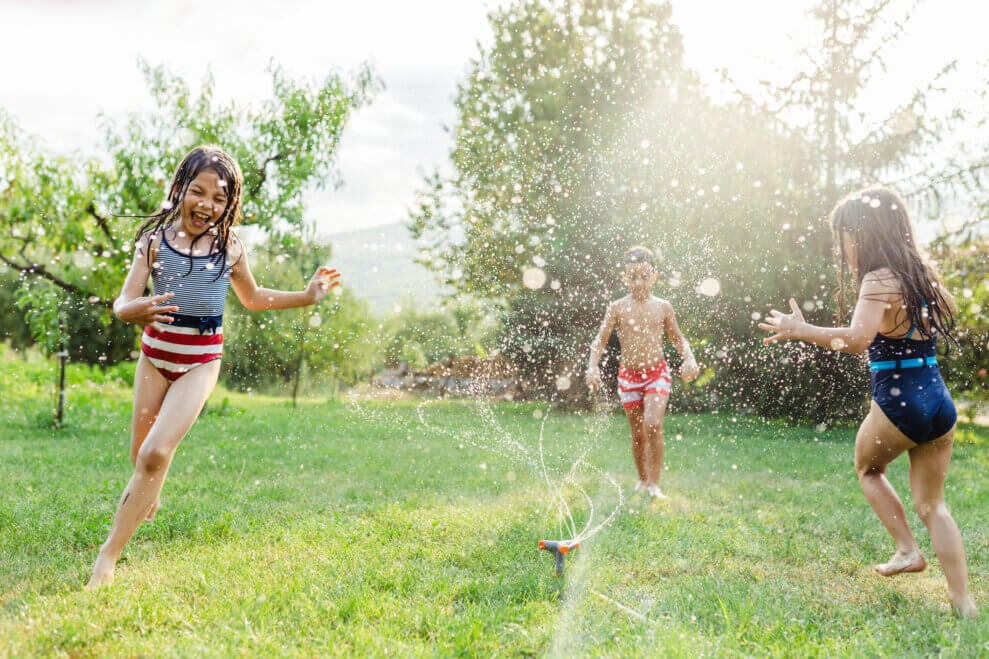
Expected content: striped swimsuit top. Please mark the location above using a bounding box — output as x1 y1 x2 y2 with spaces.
152 235 233 317
140 235 233 381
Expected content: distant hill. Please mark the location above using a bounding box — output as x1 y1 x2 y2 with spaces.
326 222 447 313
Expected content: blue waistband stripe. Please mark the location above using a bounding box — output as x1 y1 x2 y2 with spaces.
869 355 937 371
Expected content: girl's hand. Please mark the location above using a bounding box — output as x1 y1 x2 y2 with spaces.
307 267 341 303
116 292 179 326
680 357 700 382
758 298 805 344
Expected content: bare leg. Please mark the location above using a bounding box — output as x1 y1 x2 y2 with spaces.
642 393 669 497
855 402 925 576
87 360 221 589
908 428 977 618
130 355 169 521
624 406 648 486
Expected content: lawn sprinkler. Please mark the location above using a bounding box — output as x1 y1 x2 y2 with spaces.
538 539 579 577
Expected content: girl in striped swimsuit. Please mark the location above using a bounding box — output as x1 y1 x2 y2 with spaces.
87 145 340 588
759 186 975 618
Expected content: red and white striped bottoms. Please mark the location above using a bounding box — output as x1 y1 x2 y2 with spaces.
617 361 671 409
141 322 223 382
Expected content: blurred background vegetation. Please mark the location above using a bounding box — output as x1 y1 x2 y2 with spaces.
1 0 986 425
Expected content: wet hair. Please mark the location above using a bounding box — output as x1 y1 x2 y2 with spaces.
830 186 954 343
623 246 656 269
134 145 244 278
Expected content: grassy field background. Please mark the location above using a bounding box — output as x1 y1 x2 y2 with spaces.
1 347 988 656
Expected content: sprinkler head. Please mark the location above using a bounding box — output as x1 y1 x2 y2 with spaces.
538 539 579 577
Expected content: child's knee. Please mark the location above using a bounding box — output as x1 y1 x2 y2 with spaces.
137 444 172 473
643 416 663 433
914 498 948 523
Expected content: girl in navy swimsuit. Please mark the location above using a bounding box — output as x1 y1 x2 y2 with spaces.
759 186 976 618
87 146 341 588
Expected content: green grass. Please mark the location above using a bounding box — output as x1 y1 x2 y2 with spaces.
2 348 989 656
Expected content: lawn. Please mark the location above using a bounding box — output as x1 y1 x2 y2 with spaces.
1 349 987 656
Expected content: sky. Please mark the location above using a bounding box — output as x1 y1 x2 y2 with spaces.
0 0 985 237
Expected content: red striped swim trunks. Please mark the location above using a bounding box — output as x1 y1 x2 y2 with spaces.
617 361 671 409
141 322 223 382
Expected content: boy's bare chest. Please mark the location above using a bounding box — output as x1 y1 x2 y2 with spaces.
616 305 666 333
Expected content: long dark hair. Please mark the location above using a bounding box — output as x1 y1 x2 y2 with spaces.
830 186 955 343
136 145 244 277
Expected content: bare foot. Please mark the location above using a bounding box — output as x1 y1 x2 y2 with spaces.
875 549 926 576
647 484 667 500
85 552 116 590
144 498 160 523
951 594 978 619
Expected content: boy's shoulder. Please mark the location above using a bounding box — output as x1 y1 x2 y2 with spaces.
610 295 671 313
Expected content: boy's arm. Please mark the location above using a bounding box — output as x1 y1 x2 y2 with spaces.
585 303 618 389
663 301 699 381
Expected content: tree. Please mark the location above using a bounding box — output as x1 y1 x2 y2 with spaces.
410 0 854 419
0 61 378 421
0 61 377 352
221 228 377 401
413 0 715 399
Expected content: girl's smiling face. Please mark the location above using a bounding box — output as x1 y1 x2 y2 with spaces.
179 169 229 238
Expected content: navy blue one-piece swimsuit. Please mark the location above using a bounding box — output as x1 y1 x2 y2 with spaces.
868 331 956 444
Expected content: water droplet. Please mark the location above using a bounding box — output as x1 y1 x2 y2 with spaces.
830 338 846 350
555 375 572 391
522 267 546 290
697 278 720 297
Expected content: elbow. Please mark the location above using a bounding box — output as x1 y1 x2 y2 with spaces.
843 337 871 354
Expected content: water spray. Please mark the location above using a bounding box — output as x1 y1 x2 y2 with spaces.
538 539 579 577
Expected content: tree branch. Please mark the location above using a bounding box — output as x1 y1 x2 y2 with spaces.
86 202 115 243
0 253 110 308
248 150 297 199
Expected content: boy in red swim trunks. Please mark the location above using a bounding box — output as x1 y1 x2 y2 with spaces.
586 246 699 498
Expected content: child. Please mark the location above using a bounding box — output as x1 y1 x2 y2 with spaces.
758 186 976 618
87 145 340 588
585 246 699 498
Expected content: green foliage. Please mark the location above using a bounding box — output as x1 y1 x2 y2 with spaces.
380 300 500 371
411 0 969 422
0 60 379 364
930 233 989 411
222 233 377 395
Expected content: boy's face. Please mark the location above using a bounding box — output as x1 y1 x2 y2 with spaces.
622 262 657 299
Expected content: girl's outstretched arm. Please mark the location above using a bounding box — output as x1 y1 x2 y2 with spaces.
230 245 340 311
758 272 892 353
